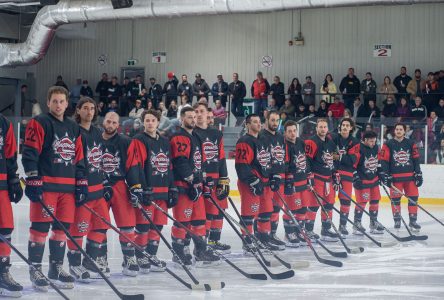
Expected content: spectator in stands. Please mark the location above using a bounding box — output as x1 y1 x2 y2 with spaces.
177 95 191 118
137 88 149 107
96 73 109 103
213 99 227 125
360 72 377 106
207 108 215 127
70 78 82 109
167 100 178 118
159 101 168 117
270 76 285 108
288 78 302 108
80 80 93 98
228 72 247 124
424 72 440 113
317 100 328 117
193 73 210 101
146 100 154 111
178 74 193 103
198 97 208 105
107 76 122 102
106 99 119 114
211 74 229 107
279 112 290 132
366 99 381 119
55 75 69 91
393 66 412 104
308 104 317 117
407 69 426 100
296 103 307 118
382 96 397 118
251 71 270 116
148 77 163 109
302 76 316 107
339 67 361 109
435 98 444 120
128 75 146 106
379 76 397 101
125 99 144 127
320 74 337 105
120 77 132 116
328 96 345 118
435 138 444 164
326 110 337 132
344 108 352 119
396 97 411 120
411 96 427 121
164 72 179 107
279 98 295 116
98 101 106 117
351 96 366 122
266 98 279 112
428 111 439 140
438 70 444 98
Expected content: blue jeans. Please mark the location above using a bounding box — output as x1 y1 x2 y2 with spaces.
253 98 268 116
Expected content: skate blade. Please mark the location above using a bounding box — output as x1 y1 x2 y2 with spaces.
370 230 384 235
0 288 22 298
320 236 339 242
49 279 74 289
194 260 222 268
31 283 48 293
150 265 166 272
75 277 93 284
138 268 151 274
87 271 109 279
409 227 420 233
352 231 365 236
285 242 300 248
122 269 139 277
172 261 192 270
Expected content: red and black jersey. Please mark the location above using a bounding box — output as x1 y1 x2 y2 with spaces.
304 134 336 181
101 133 140 187
379 138 421 182
330 133 359 181
22 113 86 193
0 114 18 190
80 125 105 201
194 126 227 181
285 138 310 192
235 133 271 183
259 129 285 178
170 127 204 188
350 143 379 188
133 132 173 200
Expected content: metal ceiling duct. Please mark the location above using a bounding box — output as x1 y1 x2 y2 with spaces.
1 0 444 67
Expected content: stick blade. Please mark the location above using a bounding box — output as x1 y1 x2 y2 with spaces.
247 273 268 280
202 281 226 290
349 247 364 254
270 270 295 280
122 294 145 300
412 235 428 241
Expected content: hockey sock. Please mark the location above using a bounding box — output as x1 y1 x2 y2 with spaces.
321 203 333 222
295 207 307 223
67 250 82 266
29 223 50 264
305 206 319 229
240 216 254 236
190 220 206 237
354 209 364 222
270 206 281 234
305 220 315 232
85 239 102 261
408 196 419 216
257 212 272 234
283 218 297 235
0 229 12 257
145 225 162 256
369 200 379 221
135 224 149 257
391 198 401 216
146 240 160 256
339 198 351 226
119 227 135 257
49 229 67 262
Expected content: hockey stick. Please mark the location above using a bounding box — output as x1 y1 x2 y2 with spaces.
82 204 213 291
0 234 70 300
382 185 428 241
153 203 274 280
339 188 413 243
309 187 364 254
226 196 310 270
274 191 347 259
136 203 225 289
274 191 343 267
390 184 444 228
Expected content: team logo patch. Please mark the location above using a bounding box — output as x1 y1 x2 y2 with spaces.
193 148 202 170
364 155 378 173
294 198 302 207
42 205 55 219
101 150 121 174
77 221 90 233
251 203 259 213
322 151 334 169
271 144 285 164
143 209 153 221
203 139 218 161
393 149 411 166
87 143 103 172
151 150 169 175
295 153 307 171
362 192 370 201
52 133 76 164
391 189 402 197
257 148 271 168
184 208 192 219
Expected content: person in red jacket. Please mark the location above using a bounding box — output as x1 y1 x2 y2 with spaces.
328 96 345 118
251 71 270 117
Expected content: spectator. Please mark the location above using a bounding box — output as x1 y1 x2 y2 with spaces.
428 111 439 140
279 112 290 132
393 66 412 103
435 98 444 120
228 72 247 124
296 103 308 118
251 71 270 116
120 76 132 116
424 72 440 113
438 70 444 99
328 96 345 118
137 88 149 107
213 99 227 125
351 96 366 122
55 75 69 91
407 69 426 100
148 77 163 109
343 108 352 119
128 99 144 120
70 78 82 109
410 96 427 121
106 99 119 114
98 101 106 117
163 72 179 108
211 74 229 107
207 108 215 127
167 100 178 118
317 100 328 117
287 77 303 108
178 74 193 103
360 72 377 106
129 119 143 137
107 76 122 102
270 76 285 108
192 73 210 101
20 84 32 117
80 80 94 98
366 99 381 120
146 100 154 111
279 98 295 116
302 76 316 107
128 75 146 102
396 97 411 120
266 98 279 112
158 101 168 117
177 95 191 118
326 110 337 132
339 67 361 109
95 73 109 102
379 76 397 101
198 97 208 105
308 104 317 117
382 96 397 118
320 74 337 105
435 138 444 164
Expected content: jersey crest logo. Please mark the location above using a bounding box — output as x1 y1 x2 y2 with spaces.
150 150 169 175
257 147 271 168
322 151 334 169
142 209 153 221
393 149 411 166
42 205 55 219
184 208 192 219
203 139 218 161
101 149 121 174
271 143 285 165
364 155 378 173
87 143 103 172
193 148 202 170
362 192 370 201
52 133 76 165
251 203 259 213
77 221 90 233
295 153 307 171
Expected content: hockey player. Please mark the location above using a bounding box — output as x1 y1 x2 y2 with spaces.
23 86 87 291
67 98 111 281
283 120 310 247
169 106 220 267
133 109 177 272
330 118 359 237
235 114 280 252
379 123 423 232
101 112 144 276
304 118 340 242
259 110 286 250
193 102 231 253
0 113 23 297
349 130 384 234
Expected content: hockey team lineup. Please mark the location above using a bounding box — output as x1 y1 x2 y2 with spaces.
0 86 443 299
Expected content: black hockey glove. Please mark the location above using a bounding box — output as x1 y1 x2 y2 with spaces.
188 176 203 202
167 187 179 208
129 184 143 208
332 172 342 192
203 176 214 198
414 172 423 187
307 173 315 189
141 188 154 206
216 177 230 200
103 178 113 202
269 174 281 192
379 172 392 187
75 178 88 207
248 177 264 196
25 176 43 203
352 172 363 190
8 175 23 203
284 174 295 196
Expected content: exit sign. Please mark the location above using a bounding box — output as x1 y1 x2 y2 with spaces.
127 59 137 66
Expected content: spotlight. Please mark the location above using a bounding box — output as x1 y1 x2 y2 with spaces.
111 0 133 9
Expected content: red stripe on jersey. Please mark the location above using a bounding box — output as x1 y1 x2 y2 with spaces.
125 139 140 171
74 134 85 164
304 139 318 159
24 119 45 154
153 187 169 193
219 138 226 160
170 135 191 159
393 172 414 178
4 122 17 159
88 183 104 193
235 142 254 164
42 176 76 185
379 144 390 162
0 174 6 180
133 139 147 168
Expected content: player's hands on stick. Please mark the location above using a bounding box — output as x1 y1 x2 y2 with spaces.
414 172 423 187
379 172 392 187
332 172 342 191
248 177 264 196
142 187 154 206
269 174 281 192
352 171 363 190
24 176 43 203
75 178 88 207
187 175 203 202
284 174 295 195
216 177 230 200
129 184 144 208
103 177 113 202
203 176 214 198
307 172 314 189
8 174 23 203
167 186 179 208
